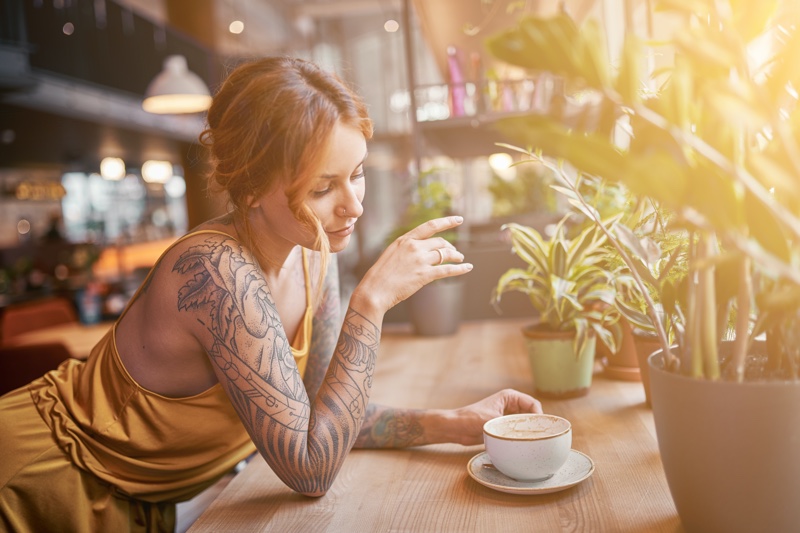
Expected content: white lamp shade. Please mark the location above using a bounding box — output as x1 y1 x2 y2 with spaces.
142 55 212 114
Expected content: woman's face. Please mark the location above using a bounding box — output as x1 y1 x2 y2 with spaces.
251 121 368 254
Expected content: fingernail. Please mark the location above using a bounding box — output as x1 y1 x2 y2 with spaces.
464 263 473 271
454 216 463 223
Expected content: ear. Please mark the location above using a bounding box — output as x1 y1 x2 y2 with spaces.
247 195 259 209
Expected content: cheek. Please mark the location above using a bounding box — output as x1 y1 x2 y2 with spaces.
355 180 366 203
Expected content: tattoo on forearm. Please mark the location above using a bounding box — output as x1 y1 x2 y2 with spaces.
303 272 339 402
173 237 381 493
319 309 378 423
356 404 425 448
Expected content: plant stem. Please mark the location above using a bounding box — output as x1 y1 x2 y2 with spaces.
732 255 751 382
687 235 702 378
697 233 720 380
730 122 750 383
543 158 677 368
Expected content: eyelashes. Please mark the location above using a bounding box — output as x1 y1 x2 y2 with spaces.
311 171 366 197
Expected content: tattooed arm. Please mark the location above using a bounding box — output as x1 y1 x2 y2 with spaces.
175 235 380 496
302 256 339 404
354 389 543 448
300 252 542 450
176 217 471 496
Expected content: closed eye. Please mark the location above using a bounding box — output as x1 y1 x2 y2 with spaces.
312 170 365 197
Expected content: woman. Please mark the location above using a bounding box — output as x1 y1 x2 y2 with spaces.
0 57 541 532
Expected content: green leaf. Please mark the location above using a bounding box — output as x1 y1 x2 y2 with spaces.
653 0 714 14
574 317 590 358
504 223 550 273
744 190 792 263
578 18 612 90
591 320 617 354
747 148 800 208
616 296 656 331
730 0 779 43
623 151 690 209
674 25 742 73
550 239 568 277
615 34 643 106
705 84 769 132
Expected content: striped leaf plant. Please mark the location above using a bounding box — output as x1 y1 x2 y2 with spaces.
493 214 623 358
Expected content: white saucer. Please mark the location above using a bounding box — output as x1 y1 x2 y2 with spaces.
467 449 595 495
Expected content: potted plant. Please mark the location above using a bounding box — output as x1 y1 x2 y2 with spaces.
485 2 800 531
492 213 622 398
562 174 676 384
553 171 690 403
388 170 463 336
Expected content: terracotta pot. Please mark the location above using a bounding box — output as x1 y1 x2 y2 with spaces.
597 319 641 382
522 324 596 399
649 343 800 532
633 334 662 408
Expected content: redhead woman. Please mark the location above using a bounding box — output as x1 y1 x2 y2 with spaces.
0 57 541 532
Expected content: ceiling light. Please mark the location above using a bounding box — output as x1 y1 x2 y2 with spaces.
229 20 244 34
142 55 212 114
100 157 126 181
142 160 173 184
384 20 399 32
488 153 513 170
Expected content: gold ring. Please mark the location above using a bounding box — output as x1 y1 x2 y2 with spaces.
435 248 445 266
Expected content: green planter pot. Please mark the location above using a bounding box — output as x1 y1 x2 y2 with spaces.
522 324 596 398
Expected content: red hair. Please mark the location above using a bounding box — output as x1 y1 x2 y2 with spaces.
200 57 373 298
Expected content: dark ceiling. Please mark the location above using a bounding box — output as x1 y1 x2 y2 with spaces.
0 104 185 170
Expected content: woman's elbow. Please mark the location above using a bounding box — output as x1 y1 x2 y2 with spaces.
299 489 328 498
281 475 334 497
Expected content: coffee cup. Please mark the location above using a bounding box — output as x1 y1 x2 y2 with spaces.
483 413 572 482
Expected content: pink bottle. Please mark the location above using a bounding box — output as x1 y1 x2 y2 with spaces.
447 46 466 117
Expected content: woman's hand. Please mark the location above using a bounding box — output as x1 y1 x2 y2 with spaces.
447 389 543 446
352 216 473 316
354 390 543 449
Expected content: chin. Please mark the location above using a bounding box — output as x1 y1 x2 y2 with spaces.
328 236 351 253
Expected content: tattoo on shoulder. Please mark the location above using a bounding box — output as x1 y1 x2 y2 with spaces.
172 236 308 429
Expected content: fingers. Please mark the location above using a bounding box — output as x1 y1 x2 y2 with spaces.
405 215 463 240
501 389 543 415
430 244 463 266
433 247 445 266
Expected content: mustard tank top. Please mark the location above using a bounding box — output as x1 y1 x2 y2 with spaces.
28 230 314 502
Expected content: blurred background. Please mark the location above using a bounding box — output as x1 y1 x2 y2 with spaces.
0 0 657 325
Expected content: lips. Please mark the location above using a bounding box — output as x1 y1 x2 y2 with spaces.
327 224 354 237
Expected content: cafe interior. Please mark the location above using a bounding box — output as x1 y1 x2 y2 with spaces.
0 0 578 326
2 0 798 532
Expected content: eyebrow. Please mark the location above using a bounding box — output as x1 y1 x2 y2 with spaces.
318 151 368 180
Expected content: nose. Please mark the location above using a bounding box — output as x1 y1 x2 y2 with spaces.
343 185 364 218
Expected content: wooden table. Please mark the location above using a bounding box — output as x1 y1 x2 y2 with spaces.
4 321 114 360
189 318 682 532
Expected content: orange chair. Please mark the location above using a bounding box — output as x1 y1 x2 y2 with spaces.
0 342 72 395
0 297 78 344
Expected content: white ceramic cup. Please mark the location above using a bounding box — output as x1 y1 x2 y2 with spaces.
483 413 572 482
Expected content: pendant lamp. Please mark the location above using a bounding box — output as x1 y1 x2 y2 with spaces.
142 55 212 114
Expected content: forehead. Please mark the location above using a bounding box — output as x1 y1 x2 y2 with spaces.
316 121 368 176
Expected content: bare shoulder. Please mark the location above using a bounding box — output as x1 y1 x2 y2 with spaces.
115 228 254 396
